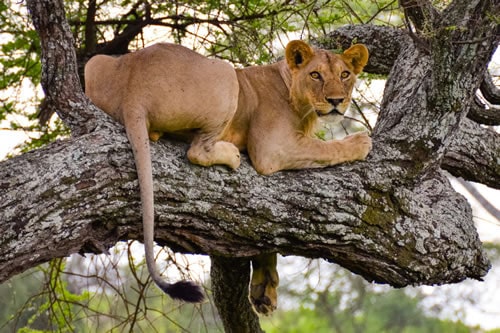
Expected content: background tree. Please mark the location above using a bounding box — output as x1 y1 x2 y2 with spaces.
0 0 498 331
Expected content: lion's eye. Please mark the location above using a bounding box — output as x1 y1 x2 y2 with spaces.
310 71 321 80
341 71 350 79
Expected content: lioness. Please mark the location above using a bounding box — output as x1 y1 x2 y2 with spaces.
84 40 371 314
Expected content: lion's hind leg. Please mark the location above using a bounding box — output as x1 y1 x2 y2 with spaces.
249 253 279 315
187 134 241 170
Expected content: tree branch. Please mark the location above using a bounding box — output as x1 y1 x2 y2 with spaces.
13 2 498 331
0 124 490 287
443 118 500 189
467 95 500 126
481 72 500 105
84 0 97 55
27 0 103 135
399 0 440 32
316 25 409 75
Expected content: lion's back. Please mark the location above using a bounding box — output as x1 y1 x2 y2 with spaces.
85 43 239 129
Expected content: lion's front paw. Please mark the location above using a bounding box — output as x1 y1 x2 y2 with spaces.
344 131 372 160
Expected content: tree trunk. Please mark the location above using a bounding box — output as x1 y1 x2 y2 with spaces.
211 256 263 333
2 0 498 331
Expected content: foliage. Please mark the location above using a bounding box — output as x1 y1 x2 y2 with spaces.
0 269 46 332
0 3 67 155
261 296 473 333
63 0 400 64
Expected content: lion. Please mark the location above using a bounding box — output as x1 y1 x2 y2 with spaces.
84 40 370 314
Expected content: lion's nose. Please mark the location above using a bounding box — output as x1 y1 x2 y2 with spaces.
326 98 344 107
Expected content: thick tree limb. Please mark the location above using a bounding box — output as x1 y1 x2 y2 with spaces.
316 25 409 75
16 0 496 282
27 0 104 134
0 124 490 286
466 96 500 127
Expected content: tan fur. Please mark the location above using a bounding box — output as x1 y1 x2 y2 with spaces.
84 41 371 310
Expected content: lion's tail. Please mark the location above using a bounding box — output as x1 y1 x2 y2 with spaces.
124 112 204 303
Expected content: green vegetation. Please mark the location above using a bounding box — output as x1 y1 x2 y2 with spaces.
261 291 473 333
0 245 221 332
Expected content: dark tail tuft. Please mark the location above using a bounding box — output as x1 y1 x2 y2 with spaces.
157 280 205 303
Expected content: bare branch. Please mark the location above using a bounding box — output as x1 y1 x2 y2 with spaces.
467 95 500 126
457 178 500 220
399 0 440 33
84 0 97 55
481 72 500 105
443 118 500 189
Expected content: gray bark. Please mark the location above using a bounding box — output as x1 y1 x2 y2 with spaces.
0 123 491 285
467 96 500 126
211 256 263 333
1 0 499 332
27 0 104 134
444 118 500 188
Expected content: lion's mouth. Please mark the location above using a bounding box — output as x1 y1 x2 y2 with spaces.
315 109 343 117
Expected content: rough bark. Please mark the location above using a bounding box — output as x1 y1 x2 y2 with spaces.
1 0 499 332
481 73 500 105
0 124 491 283
211 257 263 333
443 118 500 188
467 96 500 126
317 25 408 75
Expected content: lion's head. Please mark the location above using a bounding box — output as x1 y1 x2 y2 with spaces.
285 40 369 127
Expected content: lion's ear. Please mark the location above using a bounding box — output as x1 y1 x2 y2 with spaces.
285 40 315 71
341 44 369 74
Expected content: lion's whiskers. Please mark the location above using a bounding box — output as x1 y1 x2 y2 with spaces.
299 106 320 136
300 106 316 122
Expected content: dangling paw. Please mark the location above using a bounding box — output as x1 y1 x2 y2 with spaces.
249 254 279 315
